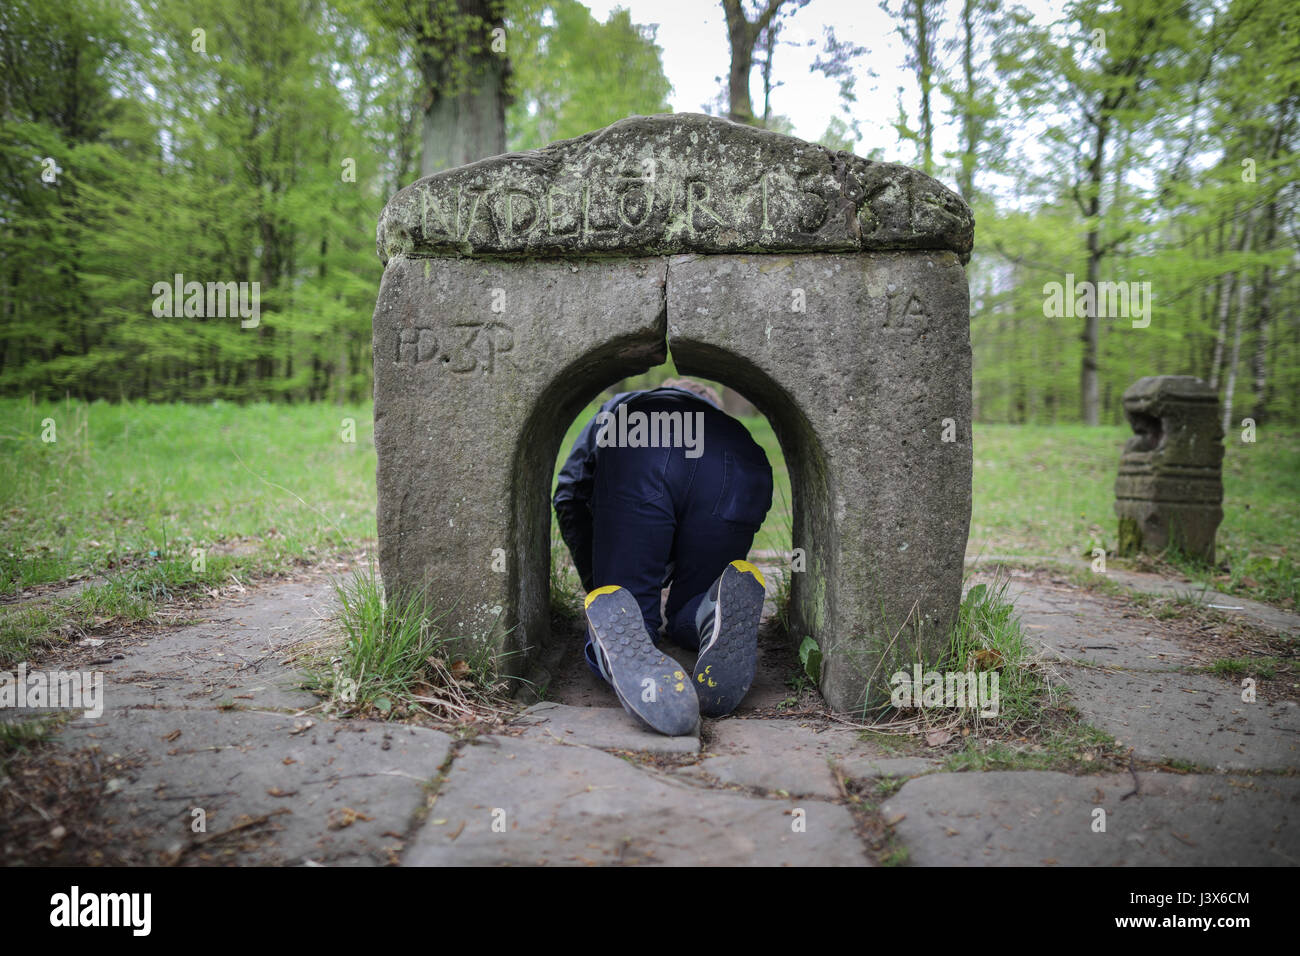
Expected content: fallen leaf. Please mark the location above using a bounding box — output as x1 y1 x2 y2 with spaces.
163 729 181 742
267 787 297 798
925 729 952 747
450 659 471 679
328 806 374 830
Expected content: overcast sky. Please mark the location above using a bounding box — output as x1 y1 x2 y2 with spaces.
581 0 1063 182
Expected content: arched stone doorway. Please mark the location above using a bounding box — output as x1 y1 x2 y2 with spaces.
371 114 974 711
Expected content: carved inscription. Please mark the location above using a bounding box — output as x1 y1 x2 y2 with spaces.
882 289 930 331
407 163 848 250
395 320 516 375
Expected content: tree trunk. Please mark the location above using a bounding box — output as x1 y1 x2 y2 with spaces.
956 0 978 199
914 0 935 176
1222 220 1252 434
419 0 510 177
722 0 789 127
1080 107 1109 425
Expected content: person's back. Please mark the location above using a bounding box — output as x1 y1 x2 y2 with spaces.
553 378 773 735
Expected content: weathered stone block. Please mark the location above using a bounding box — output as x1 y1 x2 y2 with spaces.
666 252 971 710
1114 375 1224 563
371 113 975 713
377 113 973 263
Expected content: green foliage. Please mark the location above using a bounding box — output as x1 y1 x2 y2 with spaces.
314 562 510 718
0 397 376 595
798 635 822 681
506 0 671 150
941 572 1040 724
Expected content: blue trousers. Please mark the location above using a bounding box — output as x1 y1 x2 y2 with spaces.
581 396 773 678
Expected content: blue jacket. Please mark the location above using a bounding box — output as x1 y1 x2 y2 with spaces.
552 386 721 591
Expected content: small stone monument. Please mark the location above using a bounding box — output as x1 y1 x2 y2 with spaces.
1115 375 1224 563
370 113 975 712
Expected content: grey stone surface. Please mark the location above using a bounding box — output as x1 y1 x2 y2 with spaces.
668 252 972 711
58 708 452 865
404 734 869 866
1101 568 1300 638
679 718 936 798
1115 375 1224 563
515 701 700 754
95 576 329 714
1057 665 1300 771
882 771 1300 865
377 113 973 262
372 256 669 672
1004 577 1201 671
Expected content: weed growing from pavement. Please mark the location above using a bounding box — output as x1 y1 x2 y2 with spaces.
306 562 517 726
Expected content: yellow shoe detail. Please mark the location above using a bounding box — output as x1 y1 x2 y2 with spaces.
674 670 685 680
730 559 765 588
675 682 685 692
584 585 622 608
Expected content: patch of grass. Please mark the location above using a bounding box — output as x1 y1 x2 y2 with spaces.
874 774 907 797
549 527 583 622
855 730 909 755
942 719 1120 773
0 714 65 760
937 571 1043 726
0 604 67 666
0 549 246 666
308 563 513 723
879 846 909 866
1165 546 1300 610
0 397 376 596
1209 657 1279 679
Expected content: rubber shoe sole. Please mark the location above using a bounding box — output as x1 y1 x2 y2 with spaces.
693 561 766 717
585 586 699 737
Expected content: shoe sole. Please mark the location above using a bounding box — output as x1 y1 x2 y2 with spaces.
585 587 699 737
694 561 765 717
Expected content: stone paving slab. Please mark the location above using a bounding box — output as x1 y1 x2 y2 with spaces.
78 576 333 714
1105 569 1300 637
57 708 451 865
404 735 868 866
881 770 1300 866
1004 579 1199 671
677 718 937 798
1058 665 1300 771
514 702 700 754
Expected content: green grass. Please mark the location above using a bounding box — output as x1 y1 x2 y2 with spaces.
306 563 508 720
0 714 65 760
0 551 242 666
942 719 1119 773
1208 657 1279 679
940 573 1041 725
0 396 375 595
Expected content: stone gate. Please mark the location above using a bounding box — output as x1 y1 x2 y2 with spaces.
370 114 974 712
